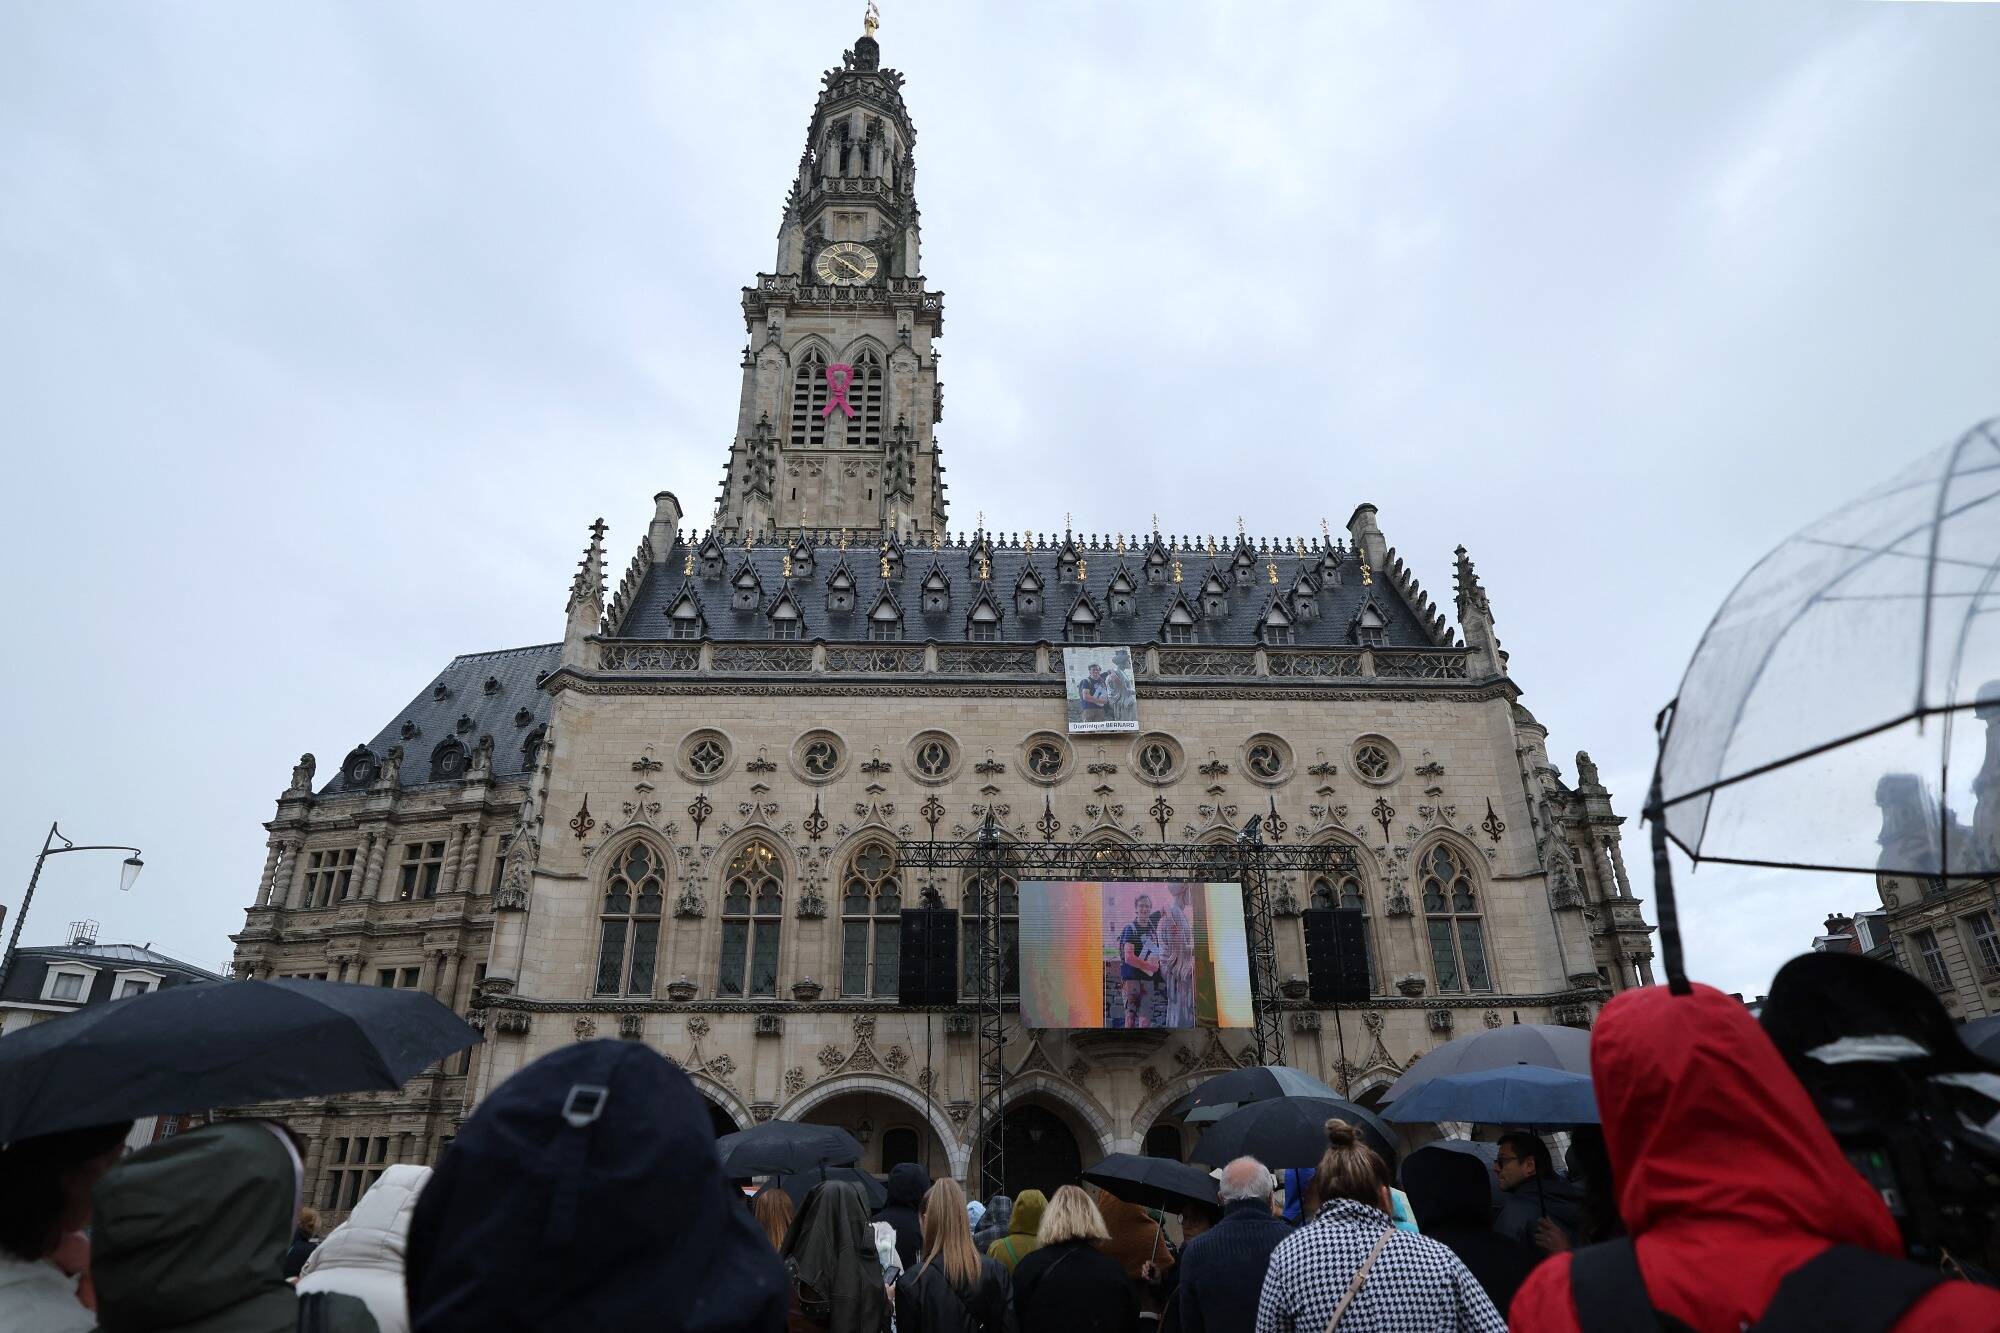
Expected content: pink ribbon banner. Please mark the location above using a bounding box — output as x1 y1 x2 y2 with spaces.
823 362 855 420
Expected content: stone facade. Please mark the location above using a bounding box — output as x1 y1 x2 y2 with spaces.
230 27 1651 1215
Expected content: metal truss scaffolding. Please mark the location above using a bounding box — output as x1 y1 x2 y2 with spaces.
895 816 1357 1196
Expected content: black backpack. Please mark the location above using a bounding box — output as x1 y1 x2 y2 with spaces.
1569 1238 1943 1333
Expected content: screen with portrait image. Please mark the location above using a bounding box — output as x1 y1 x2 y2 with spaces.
1016 881 1254 1029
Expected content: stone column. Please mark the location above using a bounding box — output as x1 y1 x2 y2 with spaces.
433 949 463 1005
254 841 284 908
435 825 465 898
358 831 388 901
1604 834 1634 900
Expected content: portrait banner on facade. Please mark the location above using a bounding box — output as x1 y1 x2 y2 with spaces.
1063 645 1139 733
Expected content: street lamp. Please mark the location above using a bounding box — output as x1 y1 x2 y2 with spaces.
0 822 145 994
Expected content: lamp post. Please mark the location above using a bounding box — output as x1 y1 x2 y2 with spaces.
0 821 144 995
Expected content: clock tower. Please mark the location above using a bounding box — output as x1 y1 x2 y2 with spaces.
717 16 947 541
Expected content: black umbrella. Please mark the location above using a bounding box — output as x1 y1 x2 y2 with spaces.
1190 1096 1399 1171
1961 1014 2000 1065
776 1165 888 1212
715 1120 864 1177
1081 1152 1221 1213
0 978 480 1144
1165 1065 1340 1119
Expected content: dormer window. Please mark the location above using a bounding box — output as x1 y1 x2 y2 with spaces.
1107 567 1137 618
868 589 903 641
1066 594 1102 644
1290 574 1320 623
1232 547 1257 588
826 565 856 614
789 537 816 578
1259 601 1296 647
769 593 803 641
667 589 705 641
1161 598 1197 646
1144 539 1171 585
1200 573 1230 620
921 566 951 616
731 564 764 612
1351 600 1388 648
967 592 1002 643
1015 566 1044 618
430 737 468 782
698 531 726 580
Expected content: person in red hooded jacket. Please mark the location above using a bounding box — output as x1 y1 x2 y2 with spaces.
1508 981 2000 1332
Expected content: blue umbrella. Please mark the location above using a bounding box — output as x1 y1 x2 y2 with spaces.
1381 1065 1599 1127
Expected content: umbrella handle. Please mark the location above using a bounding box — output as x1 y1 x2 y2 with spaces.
1646 719 1693 997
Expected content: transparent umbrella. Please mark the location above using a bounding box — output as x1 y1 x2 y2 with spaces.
1650 418 2000 989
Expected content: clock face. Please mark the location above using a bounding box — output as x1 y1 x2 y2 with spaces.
814 241 879 286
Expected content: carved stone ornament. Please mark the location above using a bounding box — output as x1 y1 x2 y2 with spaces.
1555 1003 1594 1030
792 978 824 1002
1271 886 1301 918
947 1101 972 1127
674 886 707 919
884 1045 910 1074
495 1012 531 1036
1363 1011 1385 1036
755 1014 784 1037
751 1102 777 1123
1139 1066 1165 1092
817 1044 846 1071
1385 886 1414 917
797 889 828 920
574 1017 597 1041
666 976 697 1001
944 1013 973 1036
1290 1010 1322 1034
1280 974 1310 1000
1396 973 1428 998
784 1066 807 1096
1426 1007 1454 1033
620 1013 644 1040
1483 1010 1503 1029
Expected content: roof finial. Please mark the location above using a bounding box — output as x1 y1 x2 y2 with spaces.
864 0 880 38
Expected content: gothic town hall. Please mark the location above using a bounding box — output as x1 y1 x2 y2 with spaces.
230 25 1654 1216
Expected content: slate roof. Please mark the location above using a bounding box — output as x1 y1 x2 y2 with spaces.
324 643 562 796
18 942 223 977
614 536 1448 649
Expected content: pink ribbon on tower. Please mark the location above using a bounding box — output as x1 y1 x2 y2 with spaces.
823 362 856 419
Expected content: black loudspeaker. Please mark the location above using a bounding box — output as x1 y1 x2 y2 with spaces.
898 907 959 1005
1304 908 1370 1004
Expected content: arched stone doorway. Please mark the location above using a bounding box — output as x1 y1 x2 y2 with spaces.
701 1097 738 1141
789 1082 958 1179
982 1104 1083 1198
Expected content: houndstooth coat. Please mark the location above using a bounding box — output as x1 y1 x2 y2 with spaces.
1253 1198 1508 1333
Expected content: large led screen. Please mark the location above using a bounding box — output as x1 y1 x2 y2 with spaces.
1017 881 1253 1029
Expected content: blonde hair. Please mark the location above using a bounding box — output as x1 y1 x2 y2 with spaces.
918 1178 983 1289
1036 1184 1111 1245
1316 1118 1391 1211
297 1206 321 1238
751 1187 795 1251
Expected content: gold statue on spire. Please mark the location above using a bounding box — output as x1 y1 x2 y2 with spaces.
864 0 880 38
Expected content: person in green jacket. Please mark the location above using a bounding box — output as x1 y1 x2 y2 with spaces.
90 1119 376 1333
986 1188 1046 1273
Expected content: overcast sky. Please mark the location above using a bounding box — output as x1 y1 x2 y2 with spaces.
3 1 1996 996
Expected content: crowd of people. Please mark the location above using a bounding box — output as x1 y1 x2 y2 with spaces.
4 981 1999 1331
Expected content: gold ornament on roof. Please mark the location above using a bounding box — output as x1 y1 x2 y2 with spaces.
1172 559 1183 584
1268 561 1279 585
864 0 880 38
1076 558 1088 583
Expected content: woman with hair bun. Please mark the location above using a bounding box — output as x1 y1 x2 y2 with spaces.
1253 1119 1505 1332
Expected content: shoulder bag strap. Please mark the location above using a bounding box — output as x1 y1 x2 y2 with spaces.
1321 1226 1394 1333
1751 1245 1943 1333
1569 1238 1696 1333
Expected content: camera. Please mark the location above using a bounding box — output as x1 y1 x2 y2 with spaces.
1761 951 2000 1278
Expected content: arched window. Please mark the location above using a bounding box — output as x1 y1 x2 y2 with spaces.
595 842 664 997
840 841 902 997
880 1126 920 1172
1309 865 1377 994
721 841 783 998
853 349 884 448
1420 844 1491 993
790 348 830 447
961 872 1020 998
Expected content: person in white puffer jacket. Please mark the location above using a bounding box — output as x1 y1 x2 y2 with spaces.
296 1164 431 1333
